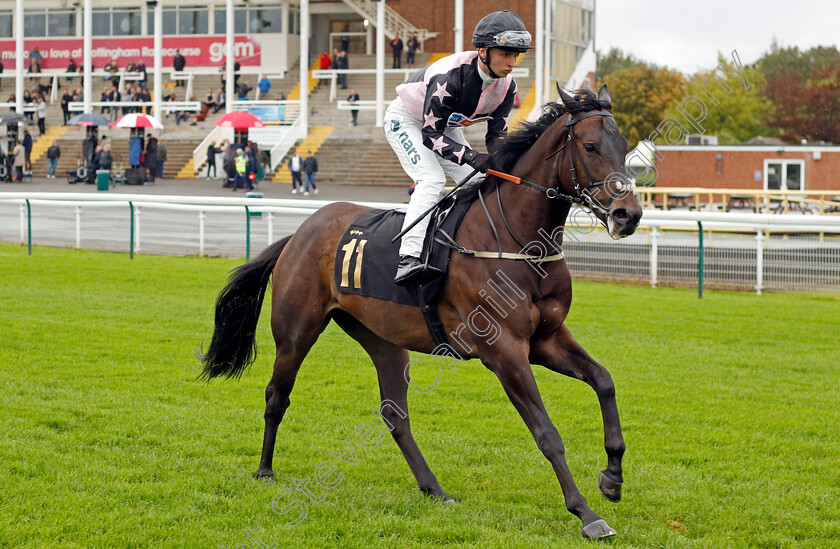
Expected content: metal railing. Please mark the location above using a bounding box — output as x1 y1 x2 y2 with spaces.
1 195 839 294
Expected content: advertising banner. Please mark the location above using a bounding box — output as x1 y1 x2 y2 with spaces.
0 36 261 70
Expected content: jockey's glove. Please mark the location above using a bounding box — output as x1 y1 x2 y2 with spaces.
463 149 493 172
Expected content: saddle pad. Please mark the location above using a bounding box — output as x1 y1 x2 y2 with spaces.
334 190 475 307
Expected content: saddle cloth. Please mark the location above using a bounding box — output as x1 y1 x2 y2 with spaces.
334 188 476 307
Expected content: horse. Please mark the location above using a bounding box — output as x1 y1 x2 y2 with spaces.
201 85 643 539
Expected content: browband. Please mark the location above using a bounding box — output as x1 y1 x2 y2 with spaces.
565 110 613 126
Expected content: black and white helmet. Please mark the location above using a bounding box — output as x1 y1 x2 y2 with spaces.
471 10 532 53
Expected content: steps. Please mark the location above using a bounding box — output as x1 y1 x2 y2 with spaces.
30 126 69 164
272 126 333 183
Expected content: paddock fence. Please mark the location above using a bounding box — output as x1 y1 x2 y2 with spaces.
1 193 839 294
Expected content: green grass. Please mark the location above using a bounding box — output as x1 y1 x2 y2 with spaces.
1 243 839 548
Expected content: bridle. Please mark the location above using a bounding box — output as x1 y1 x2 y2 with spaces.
490 109 631 219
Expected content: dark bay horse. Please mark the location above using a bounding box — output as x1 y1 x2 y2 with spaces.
201 86 642 539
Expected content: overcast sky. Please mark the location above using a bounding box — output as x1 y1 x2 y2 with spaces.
595 0 837 74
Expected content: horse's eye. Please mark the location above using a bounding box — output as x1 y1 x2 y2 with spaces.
584 144 597 154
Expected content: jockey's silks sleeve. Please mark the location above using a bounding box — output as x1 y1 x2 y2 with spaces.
395 51 518 165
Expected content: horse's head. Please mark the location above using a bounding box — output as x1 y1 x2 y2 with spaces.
555 85 642 239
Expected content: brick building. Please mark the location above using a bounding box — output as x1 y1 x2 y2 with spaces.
648 145 840 192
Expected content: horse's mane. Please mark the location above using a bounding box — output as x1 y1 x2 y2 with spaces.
494 88 611 173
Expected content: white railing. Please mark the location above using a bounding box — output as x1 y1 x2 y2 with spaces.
340 0 438 44
192 126 234 176
269 116 307 171
312 67 530 102
2 196 838 293
67 100 202 114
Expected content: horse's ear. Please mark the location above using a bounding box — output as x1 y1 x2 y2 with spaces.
556 84 575 107
597 84 612 107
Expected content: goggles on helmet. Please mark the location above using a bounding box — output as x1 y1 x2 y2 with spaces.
487 30 532 50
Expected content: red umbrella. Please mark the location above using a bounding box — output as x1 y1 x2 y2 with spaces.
111 113 164 129
214 111 265 129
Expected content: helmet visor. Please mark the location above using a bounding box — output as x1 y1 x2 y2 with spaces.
490 30 532 49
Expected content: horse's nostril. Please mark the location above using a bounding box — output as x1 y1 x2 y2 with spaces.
612 208 629 222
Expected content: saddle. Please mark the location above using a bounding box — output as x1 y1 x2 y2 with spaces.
334 183 481 345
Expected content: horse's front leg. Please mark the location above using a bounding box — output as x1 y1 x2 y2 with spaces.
530 324 625 504
483 345 616 539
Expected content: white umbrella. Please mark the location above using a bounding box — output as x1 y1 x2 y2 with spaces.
111 113 164 129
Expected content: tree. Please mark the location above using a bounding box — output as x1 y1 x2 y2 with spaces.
600 65 684 147
662 55 775 144
596 47 650 80
758 45 840 143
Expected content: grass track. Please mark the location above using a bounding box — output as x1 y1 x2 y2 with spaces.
1 243 838 548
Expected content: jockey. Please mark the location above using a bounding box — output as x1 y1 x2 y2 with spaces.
386 10 532 285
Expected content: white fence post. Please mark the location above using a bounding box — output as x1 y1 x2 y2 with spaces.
134 207 141 253
75 206 82 249
755 229 765 296
19 203 25 245
267 212 274 245
650 227 659 288
199 211 206 257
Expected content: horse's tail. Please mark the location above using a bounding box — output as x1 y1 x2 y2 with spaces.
199 235 293 380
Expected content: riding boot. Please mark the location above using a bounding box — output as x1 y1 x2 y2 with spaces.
394 255 425 285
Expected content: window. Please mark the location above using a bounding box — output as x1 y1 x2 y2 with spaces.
148 7 177 35
93 9 110 36
765 160 805 191
24 10 47 37
178 7 208 35
249 6 282 34
0 11 13 38
214 8 247 34
288 7 300 35
113 10 141 36
48 9 76 37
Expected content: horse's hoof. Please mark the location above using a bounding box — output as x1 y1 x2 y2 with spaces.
581 519 617 539
599 470 622 503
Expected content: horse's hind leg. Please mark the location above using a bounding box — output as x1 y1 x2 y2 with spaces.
333 312 451 501
256 309 330 479
530 324 625 504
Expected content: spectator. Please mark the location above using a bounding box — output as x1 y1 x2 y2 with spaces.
12 140 25 181
288 148 302 194
222 141 236 183
302 150 318 196
122 85 134 115
156 141 167 178
173 49 186 86
0 59 3 90
347 89 360 126
23 89 33 123
318 51 331 87
340 24 350 52
104 59 120 86
108 85 121 122
233 148 249 190
36 96 47 136
337 51 349 89
245 144 257 185
99 144 113 173
125 60 137 72
46 140 60 179
205 141 217 179
139 86 151 114
144 134 158 183
22 130 32 172
204 88 217 112
29 47 42 73
91 145 102 173
391 35 404 69
61 89 73 124
407 34 419 66
136 60 147 89
237 81 252 100
100 86 110 114
175 102 191 125
66 58 77 86
214 87 226 113
258 76 271 97
276 92 286 101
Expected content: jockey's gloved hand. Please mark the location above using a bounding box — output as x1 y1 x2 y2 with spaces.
464 150 493 173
